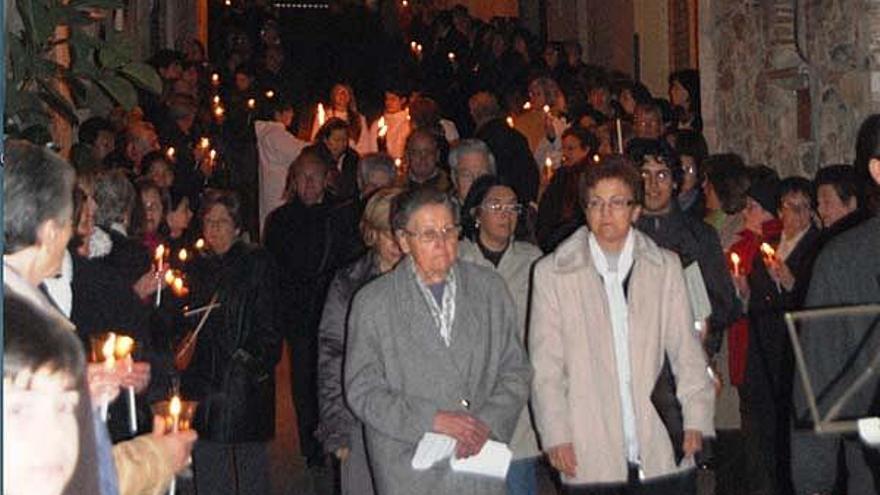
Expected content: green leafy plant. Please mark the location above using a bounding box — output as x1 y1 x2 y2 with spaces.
6 0 162 129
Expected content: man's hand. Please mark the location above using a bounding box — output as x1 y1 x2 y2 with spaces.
119 362 151 393
432 411 490 459
682 429 703 458
151 416 198 474
547 443 577 477
132 267 161 300
335 447 350 462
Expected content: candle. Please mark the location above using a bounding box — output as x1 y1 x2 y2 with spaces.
198 137 210 150
172 277 189 298
522 102 532 111
211 73 220 85
544 156 554 182
195 238 206 250
448 52 456 63
212 95 221 105
214 106 225 119
542 104 551 114
394 158 402 172
506 116 514 128
247 98 256 110
115 336 138 435
592 154 601 164
154 245 166 307
208 149 217 171
265 90 275 99
164 269 176 286
615 118 624 155
317 103 326 127
416 43 423 55
168 394 182 495
165 147 175 161
731 252 741 277
99 333 116 422
402 0 408 6
178 249 188 263
410 41 417 51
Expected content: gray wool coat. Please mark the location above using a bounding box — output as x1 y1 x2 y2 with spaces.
345 258 533 495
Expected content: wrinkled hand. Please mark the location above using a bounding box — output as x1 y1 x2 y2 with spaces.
87 363 121 406
151 415 198 475
547 443 577 477
132 267 161 300
335 447 350 462
765 257 795 291
119 361 151 393
432 411 490 459
682 429 703 458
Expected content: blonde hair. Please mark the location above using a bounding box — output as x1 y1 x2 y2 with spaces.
360 187 404 246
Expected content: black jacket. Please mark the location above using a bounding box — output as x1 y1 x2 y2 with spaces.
536 165 587 253
475 118 540 205
181 241 282 443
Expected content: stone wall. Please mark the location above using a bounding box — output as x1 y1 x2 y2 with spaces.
701 0 879 178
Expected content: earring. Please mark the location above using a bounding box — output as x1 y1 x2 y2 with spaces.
474 219 481 229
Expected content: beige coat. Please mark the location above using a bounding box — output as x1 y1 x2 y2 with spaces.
529 227 714 485
459 239 542 460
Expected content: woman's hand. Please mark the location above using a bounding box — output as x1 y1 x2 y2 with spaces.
119 362 151 394
682 429 703 458
432 411 490 459
132 267 161 300
151 416 198 474
547 443 577 477
765 257 795 291
87 363 121 406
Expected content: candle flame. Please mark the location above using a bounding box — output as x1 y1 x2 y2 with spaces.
195 238 205 250
199 137 210 149
214 106 225 118
410 41 417 50
102 333 116 368
416 43 423 53
545 157 553 168
317 103 326 126
543 104 551 114
402 0 408 6
209 149 217 160
115 335 134 359
169 395 181 417
523 102 532 111
592 154 601 163
212 96 221 105
760 243 776 258
166 147 175 159
173 277 185 293
178 249 188 262
247 98 256 109
447 52 455 61
265 90 275 99
730 252 741 265
506 116 514 128
394 158 402 168
164 269 176 285
211 73 220 84
155 244 165 262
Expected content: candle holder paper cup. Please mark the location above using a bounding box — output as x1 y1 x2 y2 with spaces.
151 399 198 434
784 304 880 448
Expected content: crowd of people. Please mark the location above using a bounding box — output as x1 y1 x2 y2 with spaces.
4 4 880 495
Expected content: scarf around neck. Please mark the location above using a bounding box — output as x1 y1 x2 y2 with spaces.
411 258 457 347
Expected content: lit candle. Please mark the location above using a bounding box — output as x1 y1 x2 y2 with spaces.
542 104 551 114
165 147 175 161
410 41 417 51
208 149 217 170
211 73 220 86
195 238 206 250
154 245 165 307
247 98 256 110
199 137 210 150
114 335 137 435
523 102 532 111
99 333 116 422
402 0 408 6
178 249 188 263
169 395 181 433
317 103 326 127
265 90 275 99
544 156 554 182
214 105 225 120
212 95 221 105
172 277 189 298
448 52 456 63
506 116 515 128
164 269 176 286
416 43 423 55
394 158 402 172
593 154 601 163
731 252 741 277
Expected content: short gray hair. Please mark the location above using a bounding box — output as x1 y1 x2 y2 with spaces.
357 153 396 185
448 139 496 180
94 170 136 228
391 188 460 233
4 140 76 253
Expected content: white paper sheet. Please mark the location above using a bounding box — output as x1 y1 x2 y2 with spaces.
411 432 513 479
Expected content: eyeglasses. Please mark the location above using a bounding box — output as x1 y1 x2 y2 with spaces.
586 197 636 212
481 202 523 215
640 169 672 184
404 225 461 243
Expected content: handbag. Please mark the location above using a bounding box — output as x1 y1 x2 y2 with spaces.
173 293 219 371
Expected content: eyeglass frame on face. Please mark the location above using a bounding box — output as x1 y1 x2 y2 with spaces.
480 201 523 215
402 224 462 244
585 196 637 213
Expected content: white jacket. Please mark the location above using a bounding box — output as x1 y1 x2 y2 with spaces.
255 120 307 234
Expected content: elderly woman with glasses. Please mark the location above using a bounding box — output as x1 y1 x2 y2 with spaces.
345 187 532 495
530 157 714 495
459 174 543 495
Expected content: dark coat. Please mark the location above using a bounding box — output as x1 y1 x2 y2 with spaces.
181 241 282 443
101 228 152 289
317 253 380 453
263 195 363 340
475 118 540 205
635 203 742 352
536 165 587 253
328 148 361 200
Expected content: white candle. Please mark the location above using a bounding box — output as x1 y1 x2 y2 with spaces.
731 252 741 277
615 118 624 155
99 333 116 422
115 336 137 435
317 103 326 127
154 245 165 307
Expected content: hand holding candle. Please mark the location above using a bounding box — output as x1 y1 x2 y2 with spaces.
730 252 741 277
99 333 117 421
114 336 140 435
